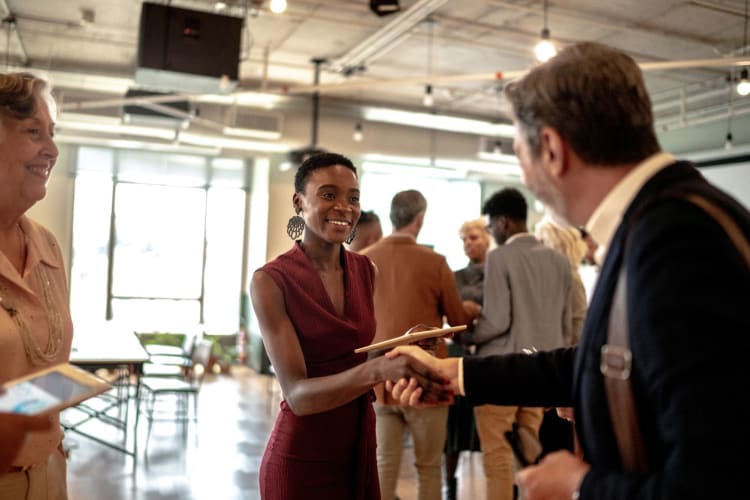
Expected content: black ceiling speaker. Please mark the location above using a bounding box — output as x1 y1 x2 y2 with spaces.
370 0 401 17
136 2 243 93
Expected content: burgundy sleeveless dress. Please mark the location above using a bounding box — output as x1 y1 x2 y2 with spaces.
257 242 379 500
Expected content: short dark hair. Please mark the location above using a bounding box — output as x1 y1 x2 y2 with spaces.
0 72 51 121
482 188 527 221
357 210 380 228
294 152 357 193
390 190 427 229
505 42 660 166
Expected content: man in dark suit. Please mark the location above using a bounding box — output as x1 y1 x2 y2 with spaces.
385 41 750 500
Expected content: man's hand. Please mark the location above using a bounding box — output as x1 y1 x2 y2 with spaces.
0 412 53 472
377 349 453 405
462 300 482 320
516 450 589 500
384 346 460 406
556 407 575 422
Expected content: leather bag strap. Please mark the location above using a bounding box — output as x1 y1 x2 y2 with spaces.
603 194 750 473
602 267 649 473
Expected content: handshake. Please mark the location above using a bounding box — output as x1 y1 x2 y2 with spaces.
365 324 466 406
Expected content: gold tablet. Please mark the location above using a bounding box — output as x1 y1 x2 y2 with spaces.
354 325 467 354
0 363 112 415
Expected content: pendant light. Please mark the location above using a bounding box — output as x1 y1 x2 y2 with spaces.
726 78 734 149
737 0 750 96
269 0 287 14
353 121 363 142
534 0 557 63
423 18 435 107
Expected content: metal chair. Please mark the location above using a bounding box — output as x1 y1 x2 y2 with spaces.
139 339 213 452
140 328 202 378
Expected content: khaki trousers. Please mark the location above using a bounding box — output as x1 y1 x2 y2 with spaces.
0 446 68 500
474 405 543 500
375 403 448 500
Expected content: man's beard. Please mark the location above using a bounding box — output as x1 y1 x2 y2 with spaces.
529 165 571 227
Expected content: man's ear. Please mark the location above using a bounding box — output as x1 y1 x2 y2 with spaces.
539 126 567 179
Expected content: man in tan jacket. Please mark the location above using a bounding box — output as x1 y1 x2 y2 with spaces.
362 189 476 500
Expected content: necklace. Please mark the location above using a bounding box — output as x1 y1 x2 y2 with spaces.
0 233 63 366
16 224 25 272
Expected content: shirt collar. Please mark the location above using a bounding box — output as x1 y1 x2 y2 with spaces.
18 215 62 271
585 152 675 265
505 231 531 245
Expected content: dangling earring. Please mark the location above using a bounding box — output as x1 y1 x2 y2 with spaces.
287 213 305 240
345 227 357 245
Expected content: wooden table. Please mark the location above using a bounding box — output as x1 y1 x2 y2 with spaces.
66 323 149 465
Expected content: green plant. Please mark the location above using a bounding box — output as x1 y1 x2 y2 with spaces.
204 334 237 373
137 332 185 347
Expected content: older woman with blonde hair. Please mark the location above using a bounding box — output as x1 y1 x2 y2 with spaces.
443 217 490 499
0 73 73 499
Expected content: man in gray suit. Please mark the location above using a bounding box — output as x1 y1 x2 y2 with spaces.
472 187 571 500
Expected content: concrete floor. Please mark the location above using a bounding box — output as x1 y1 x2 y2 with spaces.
64 366 486 500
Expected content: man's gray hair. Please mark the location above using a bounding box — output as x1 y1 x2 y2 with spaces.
390 189 427 229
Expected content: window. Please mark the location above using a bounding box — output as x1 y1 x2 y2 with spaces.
70 147 247 334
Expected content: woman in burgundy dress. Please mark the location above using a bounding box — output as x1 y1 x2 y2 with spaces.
250 153 448 499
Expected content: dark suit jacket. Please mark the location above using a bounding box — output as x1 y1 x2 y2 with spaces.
463 162 750 499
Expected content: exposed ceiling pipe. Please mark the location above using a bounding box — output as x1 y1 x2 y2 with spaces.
329 0 448 75
310 57 325 147
278 56 750 95
656 101 750 131
652 85 728 114
486 0 721 49
1 0 29 66
689 0 749 17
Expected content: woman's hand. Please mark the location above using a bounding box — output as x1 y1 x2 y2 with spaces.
0 412 52 472
516 450 589 500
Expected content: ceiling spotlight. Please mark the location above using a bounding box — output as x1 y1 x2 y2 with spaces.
214 1 227 12
423 84 434 107
370 0 401 17
534 0 557 63
738 68 750 96
535 29 557 63
270 0 287 14
353 122 363 142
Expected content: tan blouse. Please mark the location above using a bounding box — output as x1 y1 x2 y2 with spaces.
0 216 73 467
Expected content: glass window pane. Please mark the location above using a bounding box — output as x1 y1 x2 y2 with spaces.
211 157 247 188
111 299 201 330
118 150 207 187
203 187 245 333
112 183 205 299
76 146 114 174
69 171 113 324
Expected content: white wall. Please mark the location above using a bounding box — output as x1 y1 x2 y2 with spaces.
700 162 750 210
27 144 76 277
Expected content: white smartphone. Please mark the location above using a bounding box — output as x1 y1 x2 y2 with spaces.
0 363 112 415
